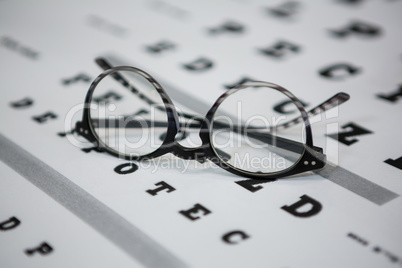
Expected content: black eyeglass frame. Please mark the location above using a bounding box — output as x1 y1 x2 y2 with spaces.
76 63 348 180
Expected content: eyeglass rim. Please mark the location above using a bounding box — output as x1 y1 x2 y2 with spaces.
199 81 317 178
80 65 181 160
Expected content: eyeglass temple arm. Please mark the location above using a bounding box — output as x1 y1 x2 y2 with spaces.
211 121 323 155
95 58 161 109
91 118 201 129
93 58 343 156
95 57 204 122
91 117 320 156
96 58 350 129
275 92 350 130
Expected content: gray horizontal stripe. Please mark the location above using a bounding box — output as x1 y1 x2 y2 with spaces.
0 133 188 268
315 163 398 205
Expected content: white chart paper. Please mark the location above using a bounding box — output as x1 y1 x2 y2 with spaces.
0 1 401 267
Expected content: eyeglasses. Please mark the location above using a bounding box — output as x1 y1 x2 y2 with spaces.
76 57 350 179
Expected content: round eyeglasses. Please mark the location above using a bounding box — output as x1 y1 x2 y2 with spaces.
76 58 350 179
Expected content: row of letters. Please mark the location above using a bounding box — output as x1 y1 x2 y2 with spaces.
0 217 52 256
9 77 402 172
0 192 322 257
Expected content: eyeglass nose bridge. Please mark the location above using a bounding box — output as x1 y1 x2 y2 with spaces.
170 142 211 163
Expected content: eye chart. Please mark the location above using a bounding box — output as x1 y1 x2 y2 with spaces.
0 1 401 267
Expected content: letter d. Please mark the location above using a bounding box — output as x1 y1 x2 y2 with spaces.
281 195 322 217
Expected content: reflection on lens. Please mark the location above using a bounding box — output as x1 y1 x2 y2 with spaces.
89 67 168 157
211 83 306 174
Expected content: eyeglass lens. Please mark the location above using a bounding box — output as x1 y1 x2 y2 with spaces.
88 69 169 158
211 85 306 174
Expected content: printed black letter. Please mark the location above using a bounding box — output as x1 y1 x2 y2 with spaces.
267 1 300 18
384 156 402 171
281 195 322 217
222 230 250 244
81 146 103 153
146 181 176 196
326 122 373 146
62 73 91 85
224 77 256 89
179 203 211 221
93 91 122 103
146 40 176 54
273 99 308 114
319 63 360 80
209 21 245 35
183 57 214 72
32 112 57 123
0 216 20 231
330 21 381 38
377 85 402 103
235 179 276 193
259 40 300 59
10 97 34 108
114 163 139 174
25 242 53 256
